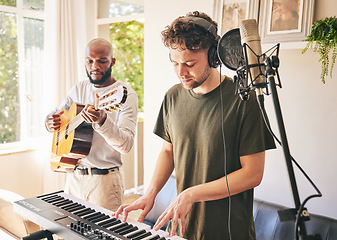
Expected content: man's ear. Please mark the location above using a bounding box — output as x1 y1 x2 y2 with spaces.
111 57 116 66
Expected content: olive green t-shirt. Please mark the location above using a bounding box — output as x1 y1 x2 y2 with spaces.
154 77 276 240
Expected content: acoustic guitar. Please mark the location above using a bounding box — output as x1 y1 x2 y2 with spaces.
50 85 127 172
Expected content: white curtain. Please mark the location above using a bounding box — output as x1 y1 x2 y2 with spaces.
42 0 90 193
44 0 88 106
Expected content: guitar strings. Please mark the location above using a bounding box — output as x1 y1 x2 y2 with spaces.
55 113 84 144
54 85 126 146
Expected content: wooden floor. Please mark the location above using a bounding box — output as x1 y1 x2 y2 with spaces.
123 194 142 220
124 194 142 204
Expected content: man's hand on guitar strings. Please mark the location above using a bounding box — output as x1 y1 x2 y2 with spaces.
81 104 107 127
46 111 64 132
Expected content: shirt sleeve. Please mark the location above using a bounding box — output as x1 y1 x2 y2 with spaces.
238 93 276 157
153 93 172 143
93 88 138 154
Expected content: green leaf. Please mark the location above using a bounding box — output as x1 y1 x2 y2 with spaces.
303 16 337 83
110 21 144 112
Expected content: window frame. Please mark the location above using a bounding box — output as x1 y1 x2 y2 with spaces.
94 0 145 191
0 1 44 151
95 1 144 36
95 0 144 115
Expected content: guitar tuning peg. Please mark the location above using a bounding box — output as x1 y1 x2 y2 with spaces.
115 104 123 111
106 106 116 112
98 85 127 112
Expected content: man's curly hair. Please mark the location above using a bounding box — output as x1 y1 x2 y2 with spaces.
161 11 218 51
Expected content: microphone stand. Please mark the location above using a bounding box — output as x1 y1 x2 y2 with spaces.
263 48 323 240
264 56 308 239
238 42 322 240
230 37 322 240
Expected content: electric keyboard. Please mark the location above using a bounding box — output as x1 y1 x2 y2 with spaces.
13 191 185 240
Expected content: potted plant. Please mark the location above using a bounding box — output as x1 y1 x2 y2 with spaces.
302 16 337 84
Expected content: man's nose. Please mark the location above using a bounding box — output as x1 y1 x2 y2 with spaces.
91 60 101 70
177 64 188 77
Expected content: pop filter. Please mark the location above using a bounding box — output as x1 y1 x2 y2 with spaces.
217 28 244 71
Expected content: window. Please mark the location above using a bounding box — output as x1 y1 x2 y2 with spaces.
109 21 144 112
97 0 144 113
96 0 144 192
0 0 44 146
98 0 144 18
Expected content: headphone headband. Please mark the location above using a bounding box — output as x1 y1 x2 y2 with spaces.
181 16 218 40
180 16 220 68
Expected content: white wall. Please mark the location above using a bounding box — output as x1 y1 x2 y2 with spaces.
258 48 337 219
143 0 337 220
0 135 64 198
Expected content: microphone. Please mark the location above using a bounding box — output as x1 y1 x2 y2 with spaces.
239 19 266 98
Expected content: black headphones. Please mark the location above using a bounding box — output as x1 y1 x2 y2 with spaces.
181 16 220 68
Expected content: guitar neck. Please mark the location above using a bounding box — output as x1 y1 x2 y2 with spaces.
57 113 85 140
68 113 85 133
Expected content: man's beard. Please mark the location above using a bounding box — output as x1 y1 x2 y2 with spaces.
181 66 212 90
87 65 112 86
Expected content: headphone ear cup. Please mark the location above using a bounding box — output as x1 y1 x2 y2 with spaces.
208 44 220 68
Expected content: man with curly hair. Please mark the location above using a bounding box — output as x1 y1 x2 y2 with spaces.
115 11 275 239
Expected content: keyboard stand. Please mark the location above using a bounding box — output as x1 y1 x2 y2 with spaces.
22 230 53 240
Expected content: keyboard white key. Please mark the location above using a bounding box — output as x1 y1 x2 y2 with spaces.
14 191 186 240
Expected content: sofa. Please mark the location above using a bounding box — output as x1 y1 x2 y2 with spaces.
144 176 337 240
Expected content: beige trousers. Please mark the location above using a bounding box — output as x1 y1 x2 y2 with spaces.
64 168 124 212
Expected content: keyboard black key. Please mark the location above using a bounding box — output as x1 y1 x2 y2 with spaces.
118 226 138 236
66 205 86 212
61 202 78 210
145 235 161 240
114 224 134 234
54 199 72 207
41 195 61 202
84 212 101 220
132 232 151 240
126 229 146 238
75 208 95 217
97 218 117 226
45 196 64 203
101 219 121 228
91 214 109 223
85 212 105 221
109 222 129 232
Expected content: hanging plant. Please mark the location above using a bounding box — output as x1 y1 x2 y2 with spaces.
302 16 337 84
